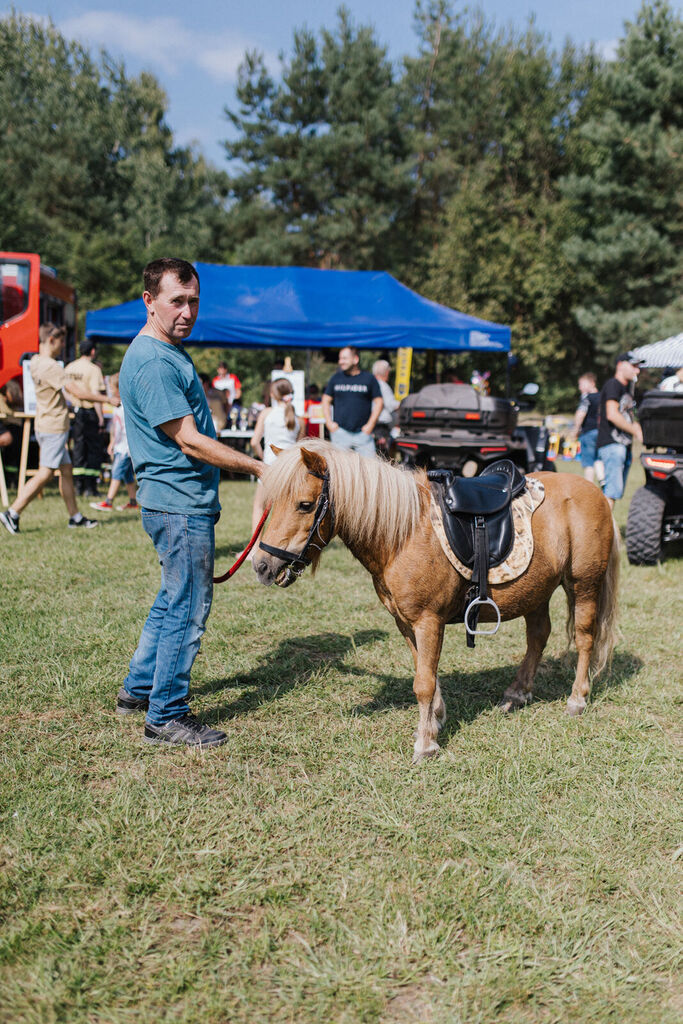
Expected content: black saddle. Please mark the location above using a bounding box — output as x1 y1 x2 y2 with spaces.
428 459 527 646
429 459 526 568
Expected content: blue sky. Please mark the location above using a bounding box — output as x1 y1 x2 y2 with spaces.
4 1 660 166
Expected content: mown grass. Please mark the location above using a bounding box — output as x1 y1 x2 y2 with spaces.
0 460 681 1024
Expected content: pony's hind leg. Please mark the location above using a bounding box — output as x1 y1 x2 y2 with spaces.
500 601 551 713
566 585 599 716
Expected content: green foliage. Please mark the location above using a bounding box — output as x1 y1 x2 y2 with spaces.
417 11 604 390
1 3 680 400
0 13 231 314
561 1 683 369
224 7 412 270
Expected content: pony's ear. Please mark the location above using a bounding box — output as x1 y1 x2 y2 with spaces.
269 444 283 458
300 447 327 477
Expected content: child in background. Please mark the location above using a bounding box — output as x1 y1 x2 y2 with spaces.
90 373 138 512
248 378 303 549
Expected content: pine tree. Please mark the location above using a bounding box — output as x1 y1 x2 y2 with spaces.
561 1 683 365
224 8 411 270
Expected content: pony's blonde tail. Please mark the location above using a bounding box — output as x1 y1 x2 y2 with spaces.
591 519 620 676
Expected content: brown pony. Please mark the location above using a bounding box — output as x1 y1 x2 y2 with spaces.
254 440 619 763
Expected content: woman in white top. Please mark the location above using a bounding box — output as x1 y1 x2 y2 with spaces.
249 378 304 543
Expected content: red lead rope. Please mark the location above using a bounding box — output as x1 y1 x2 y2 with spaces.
213 506 271 584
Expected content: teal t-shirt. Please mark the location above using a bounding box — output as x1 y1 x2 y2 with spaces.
119 333 220 514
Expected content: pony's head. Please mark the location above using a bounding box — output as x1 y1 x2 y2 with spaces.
254 443 334 587
253 438 424 588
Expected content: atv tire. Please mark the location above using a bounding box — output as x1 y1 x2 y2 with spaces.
626 485 666 565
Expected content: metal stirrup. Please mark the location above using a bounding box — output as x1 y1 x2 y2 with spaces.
464 596 501 637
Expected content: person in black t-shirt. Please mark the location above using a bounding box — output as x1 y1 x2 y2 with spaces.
322 346 382 458
596 352 644 508
572 372 601 482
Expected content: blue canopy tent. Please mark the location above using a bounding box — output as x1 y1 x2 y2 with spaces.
85 264 510 353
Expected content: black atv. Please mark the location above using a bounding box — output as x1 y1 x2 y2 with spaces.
395 382 553 475
625 389 683 564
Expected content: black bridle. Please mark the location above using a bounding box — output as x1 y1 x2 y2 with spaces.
258 469 335 585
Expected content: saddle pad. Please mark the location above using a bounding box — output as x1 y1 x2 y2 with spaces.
429 476 545 584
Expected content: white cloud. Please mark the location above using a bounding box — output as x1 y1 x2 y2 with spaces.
59 10 276 82
596 38 619 62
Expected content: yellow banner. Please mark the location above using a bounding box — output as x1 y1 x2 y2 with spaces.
394 347 413 401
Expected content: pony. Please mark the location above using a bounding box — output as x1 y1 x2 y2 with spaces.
254 439 619 763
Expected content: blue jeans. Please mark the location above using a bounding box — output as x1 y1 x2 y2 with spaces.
598 442 632 501
330 426 376 458
124 511 216 724
579 428 598 469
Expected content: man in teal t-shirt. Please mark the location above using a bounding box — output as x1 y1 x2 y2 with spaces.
117 258 262 749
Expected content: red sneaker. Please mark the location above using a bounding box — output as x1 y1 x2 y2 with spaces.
117 501 139 511
90 500 113 511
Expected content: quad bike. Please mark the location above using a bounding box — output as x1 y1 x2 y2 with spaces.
625 389 683 564
395 382 553 475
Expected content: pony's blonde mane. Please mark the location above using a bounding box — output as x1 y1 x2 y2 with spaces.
261 439 425 554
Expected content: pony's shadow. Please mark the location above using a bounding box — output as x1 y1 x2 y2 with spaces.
195 629 388 720
350 649 644 744
196 628 643 745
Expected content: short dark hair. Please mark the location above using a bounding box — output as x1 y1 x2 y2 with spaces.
80 339 96 357
340 346 359 359
143 258 199 298
39 322 66 346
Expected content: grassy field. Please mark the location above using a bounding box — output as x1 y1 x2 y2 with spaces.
0 459 681 1024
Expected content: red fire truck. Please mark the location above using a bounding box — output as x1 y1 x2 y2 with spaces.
0 252 77 389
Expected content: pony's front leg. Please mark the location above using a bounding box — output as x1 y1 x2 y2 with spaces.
411 615 445 764
394 619 447 734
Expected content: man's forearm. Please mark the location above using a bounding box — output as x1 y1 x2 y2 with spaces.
607 411 639 436
66 383 117 406
179 432 263 477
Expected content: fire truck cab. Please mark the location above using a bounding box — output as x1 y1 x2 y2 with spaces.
0 252 77 390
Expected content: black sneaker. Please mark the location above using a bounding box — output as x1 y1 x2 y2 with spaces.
116 686 149 715
143 714 227 749
0 509 19 535
68 515 99 529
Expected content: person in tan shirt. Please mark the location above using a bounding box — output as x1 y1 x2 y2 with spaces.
65 341 107 497
0 324 119 535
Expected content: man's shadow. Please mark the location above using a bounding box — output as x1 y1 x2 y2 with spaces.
195 629 388 720
196 627 643 743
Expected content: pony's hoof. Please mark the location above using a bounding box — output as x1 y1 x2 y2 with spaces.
566 697 587 717
412 742 441 764
498 691 530 714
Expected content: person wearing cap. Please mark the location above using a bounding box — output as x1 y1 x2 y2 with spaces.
596 351 644 509
65 340 107 497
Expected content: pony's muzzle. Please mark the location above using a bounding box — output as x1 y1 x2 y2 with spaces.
253 553 297 587
253 554 277 586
